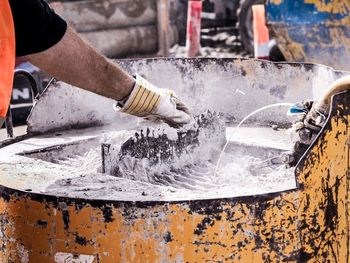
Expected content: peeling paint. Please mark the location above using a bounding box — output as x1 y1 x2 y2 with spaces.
304 0 350 14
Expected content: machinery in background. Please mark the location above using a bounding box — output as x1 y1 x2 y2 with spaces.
200 0 264 54
10 62 45 126
183 0 350 67
49 0 265 56
266 0 350 71
6 62 49 127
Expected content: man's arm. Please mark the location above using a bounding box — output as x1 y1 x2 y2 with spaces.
11 0 191 127
24 26 192 127
24 26 135 101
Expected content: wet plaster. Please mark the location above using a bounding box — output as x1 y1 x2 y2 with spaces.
0 124 296 202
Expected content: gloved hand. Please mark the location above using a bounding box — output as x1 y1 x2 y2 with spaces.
287 100 327 166
290 100 326 137
114 74 192 128
304 106 326 132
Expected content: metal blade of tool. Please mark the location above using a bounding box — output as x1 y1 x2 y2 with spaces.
102 111 226 178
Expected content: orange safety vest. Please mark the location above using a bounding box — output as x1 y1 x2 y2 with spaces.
0 0 15 118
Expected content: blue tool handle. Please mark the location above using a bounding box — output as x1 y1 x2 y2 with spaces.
287 105 307 116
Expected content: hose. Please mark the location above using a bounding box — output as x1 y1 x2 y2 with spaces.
313 75 350 115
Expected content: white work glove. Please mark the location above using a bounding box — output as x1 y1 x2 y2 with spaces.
291 100 326 136
287 100 327 165
114 75 192 128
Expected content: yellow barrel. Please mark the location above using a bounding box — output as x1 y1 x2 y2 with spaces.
0 91 349 262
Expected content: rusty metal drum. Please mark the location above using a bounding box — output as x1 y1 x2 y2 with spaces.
0 58 349 262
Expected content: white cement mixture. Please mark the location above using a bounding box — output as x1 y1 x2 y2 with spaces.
44 126 296 201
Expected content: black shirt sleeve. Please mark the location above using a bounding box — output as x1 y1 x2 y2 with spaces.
9 0 67 57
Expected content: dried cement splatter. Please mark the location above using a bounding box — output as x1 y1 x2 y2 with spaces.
45 127 296 201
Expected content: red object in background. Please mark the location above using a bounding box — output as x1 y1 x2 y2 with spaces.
0 0 16 118
186 1 202 57
252 5 270 60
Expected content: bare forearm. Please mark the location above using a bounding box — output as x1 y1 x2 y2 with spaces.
24 26 135 101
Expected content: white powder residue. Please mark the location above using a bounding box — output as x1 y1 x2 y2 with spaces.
45 127 296 201
57 147 103 173
213 154 295 197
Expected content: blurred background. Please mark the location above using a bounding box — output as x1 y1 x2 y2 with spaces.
7 0 350 129
9 0 269 128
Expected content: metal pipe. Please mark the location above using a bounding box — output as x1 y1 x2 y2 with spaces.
81 24 178 58
50 0 161 32
157 0 170 56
